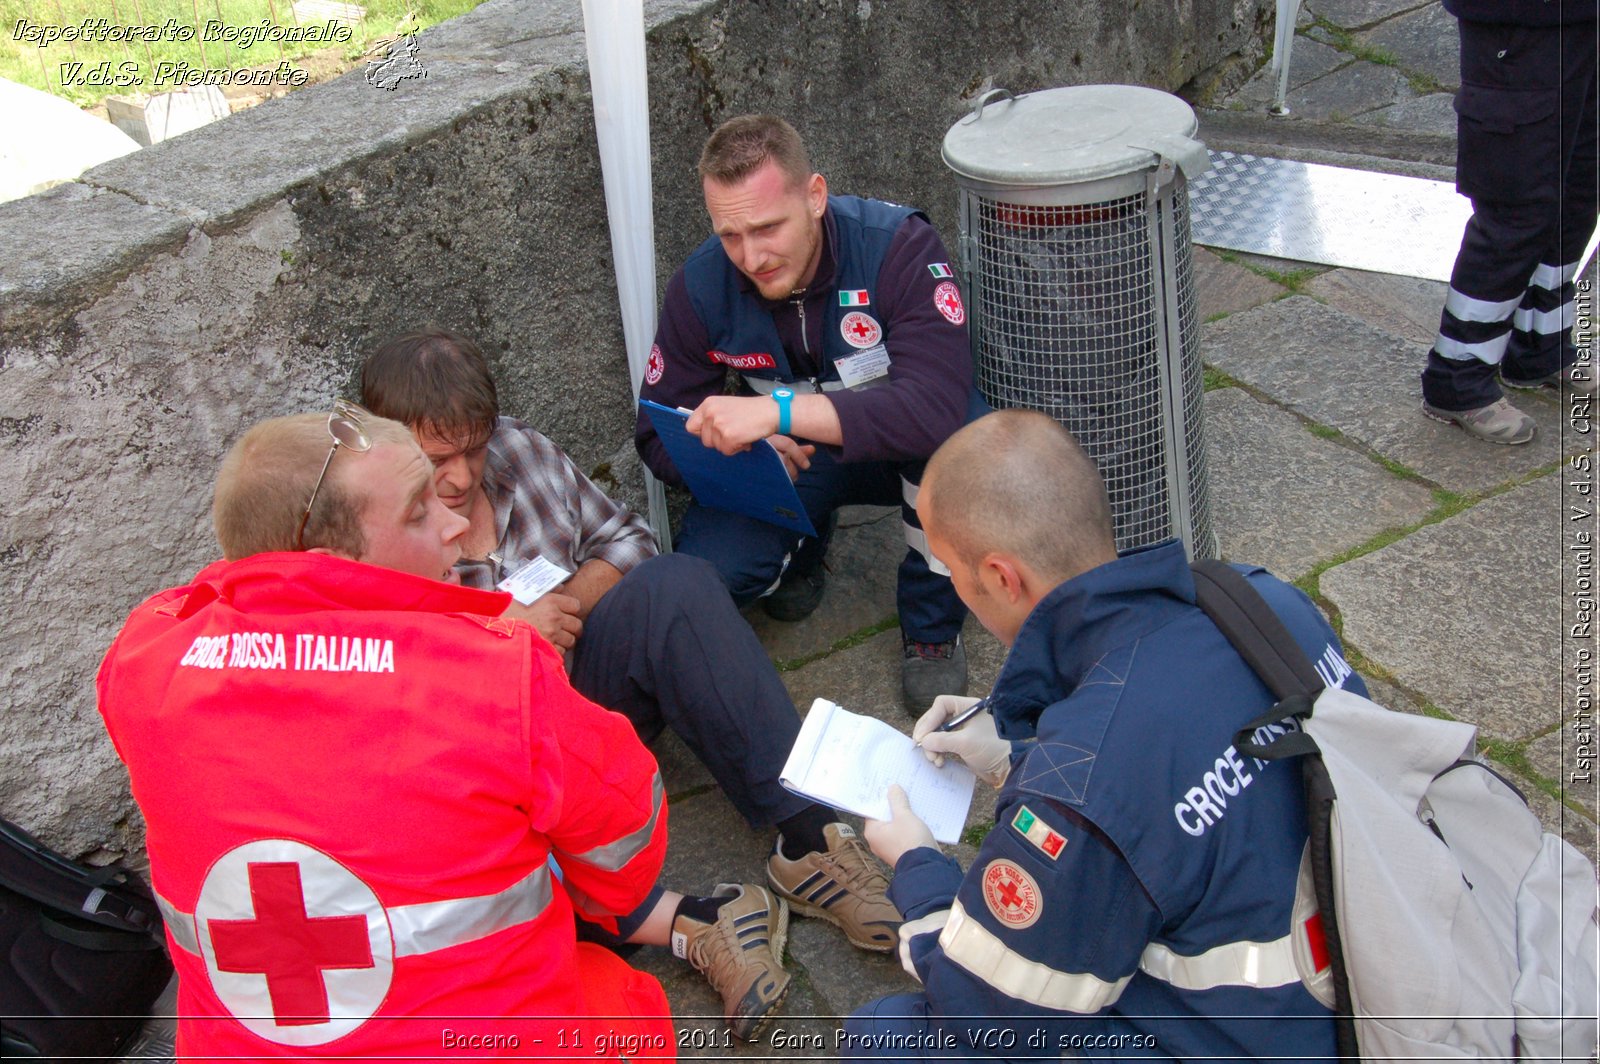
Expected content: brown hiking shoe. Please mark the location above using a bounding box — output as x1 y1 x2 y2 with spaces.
671 883 791 1041
766 823 901 952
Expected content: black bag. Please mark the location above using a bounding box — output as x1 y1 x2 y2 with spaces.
0 816 173 1062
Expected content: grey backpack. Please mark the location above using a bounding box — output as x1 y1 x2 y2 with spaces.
1193 560 1599 1061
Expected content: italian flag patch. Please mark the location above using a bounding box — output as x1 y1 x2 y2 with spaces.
1011 805 1067 859
927 263 954 279
839 289 870 307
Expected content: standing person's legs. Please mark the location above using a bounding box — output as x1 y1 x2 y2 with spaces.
1503 28 1599 389
1421 18 1569 440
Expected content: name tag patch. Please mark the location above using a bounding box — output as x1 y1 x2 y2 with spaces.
709 349 778 371
498 556 573 605
1011 805 1067 860
834 343 891 389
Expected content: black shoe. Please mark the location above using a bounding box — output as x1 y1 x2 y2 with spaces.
901 634 969 711
762 565 827 622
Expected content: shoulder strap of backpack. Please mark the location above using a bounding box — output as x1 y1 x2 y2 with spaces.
1190 560 1360 1061
1191 560 1329 761
1190 559 1325 700
0 817 163 940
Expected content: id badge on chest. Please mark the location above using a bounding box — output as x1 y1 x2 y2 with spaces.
834 343 891 389
497 556 573 605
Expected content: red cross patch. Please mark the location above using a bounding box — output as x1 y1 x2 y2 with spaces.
645 343 665 385
933 282 965 325
196 840 392 1047
981 859 1042 929
839 311 882 349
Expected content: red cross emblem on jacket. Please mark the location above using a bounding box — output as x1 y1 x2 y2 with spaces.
195 839 393 1047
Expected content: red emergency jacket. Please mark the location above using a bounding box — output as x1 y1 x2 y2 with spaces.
96 553 673 1058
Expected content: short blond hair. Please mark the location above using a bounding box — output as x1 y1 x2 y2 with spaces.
697 114 812 188
213 409 411 560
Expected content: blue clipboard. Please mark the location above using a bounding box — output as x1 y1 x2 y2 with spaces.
641 399 817 537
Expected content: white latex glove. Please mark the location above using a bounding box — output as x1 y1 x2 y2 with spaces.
865 784 938 867
914 694 1012 789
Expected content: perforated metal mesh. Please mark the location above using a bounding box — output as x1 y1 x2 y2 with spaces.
961 179 1213 556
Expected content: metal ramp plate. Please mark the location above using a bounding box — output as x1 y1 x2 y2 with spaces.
1190 150 1472 282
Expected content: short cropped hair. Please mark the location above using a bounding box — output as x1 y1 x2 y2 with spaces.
924 410 1116 586
360 327 499 449
213 409 411 560
697 114 812 188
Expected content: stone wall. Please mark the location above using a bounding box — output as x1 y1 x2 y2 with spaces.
0 0 1268 858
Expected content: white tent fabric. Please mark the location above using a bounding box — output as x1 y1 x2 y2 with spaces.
580 0 672 548
0 78 139 204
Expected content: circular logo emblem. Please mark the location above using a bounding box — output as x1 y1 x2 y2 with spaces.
645 343 665 385
981 859 1042 929
840 311 882 349
195 839 393 1046
933 282 966 325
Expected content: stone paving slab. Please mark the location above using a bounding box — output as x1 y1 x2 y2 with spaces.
1193 247 1288 321
1321 473 1561 740
1351 91 1456 136
1355 0 1459 93
1229 37 1352 108
1301 266 1447 348
1270 59 1420 121
1304 0 1434 31
1205 387 1436 579
746 505 902 665
1202 296 1567 494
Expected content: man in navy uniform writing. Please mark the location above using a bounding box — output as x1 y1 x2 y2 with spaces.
848 410 1367 1061
636 114 977 709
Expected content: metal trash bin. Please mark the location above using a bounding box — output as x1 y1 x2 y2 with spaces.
942 85 1215 557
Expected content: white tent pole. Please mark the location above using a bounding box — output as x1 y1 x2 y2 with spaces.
581 0 672 549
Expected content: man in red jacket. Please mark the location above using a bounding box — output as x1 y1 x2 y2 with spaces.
96 406 676 1057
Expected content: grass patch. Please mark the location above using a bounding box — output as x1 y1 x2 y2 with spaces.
961 820 993 848
1203 365 1244 392
2 0 483 107
773 614 899 673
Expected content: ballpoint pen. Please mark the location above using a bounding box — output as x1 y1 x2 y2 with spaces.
935 695 991 733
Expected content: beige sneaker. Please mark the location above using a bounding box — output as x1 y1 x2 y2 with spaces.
671 883 790 1042
766 823 901 952
1422 398 1536 445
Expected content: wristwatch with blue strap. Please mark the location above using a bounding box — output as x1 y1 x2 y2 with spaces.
772 387 794 436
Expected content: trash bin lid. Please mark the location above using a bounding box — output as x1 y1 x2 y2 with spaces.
942 85 1200 187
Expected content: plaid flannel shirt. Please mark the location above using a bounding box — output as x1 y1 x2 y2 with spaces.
455 417 657 592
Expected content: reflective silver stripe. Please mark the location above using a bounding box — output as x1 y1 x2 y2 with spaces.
898 909 951 980
155 891 201 956
558 772 664 872
1139 934 1301 990
156 865 556 959
388 867 554 958
899 478 951 576
1531 259 1582 290
1444 287 1520 324
744 375 848 395
1435 332 1511 365
939 899 1132 1011
1512 301 1574 336
904 523 951 577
